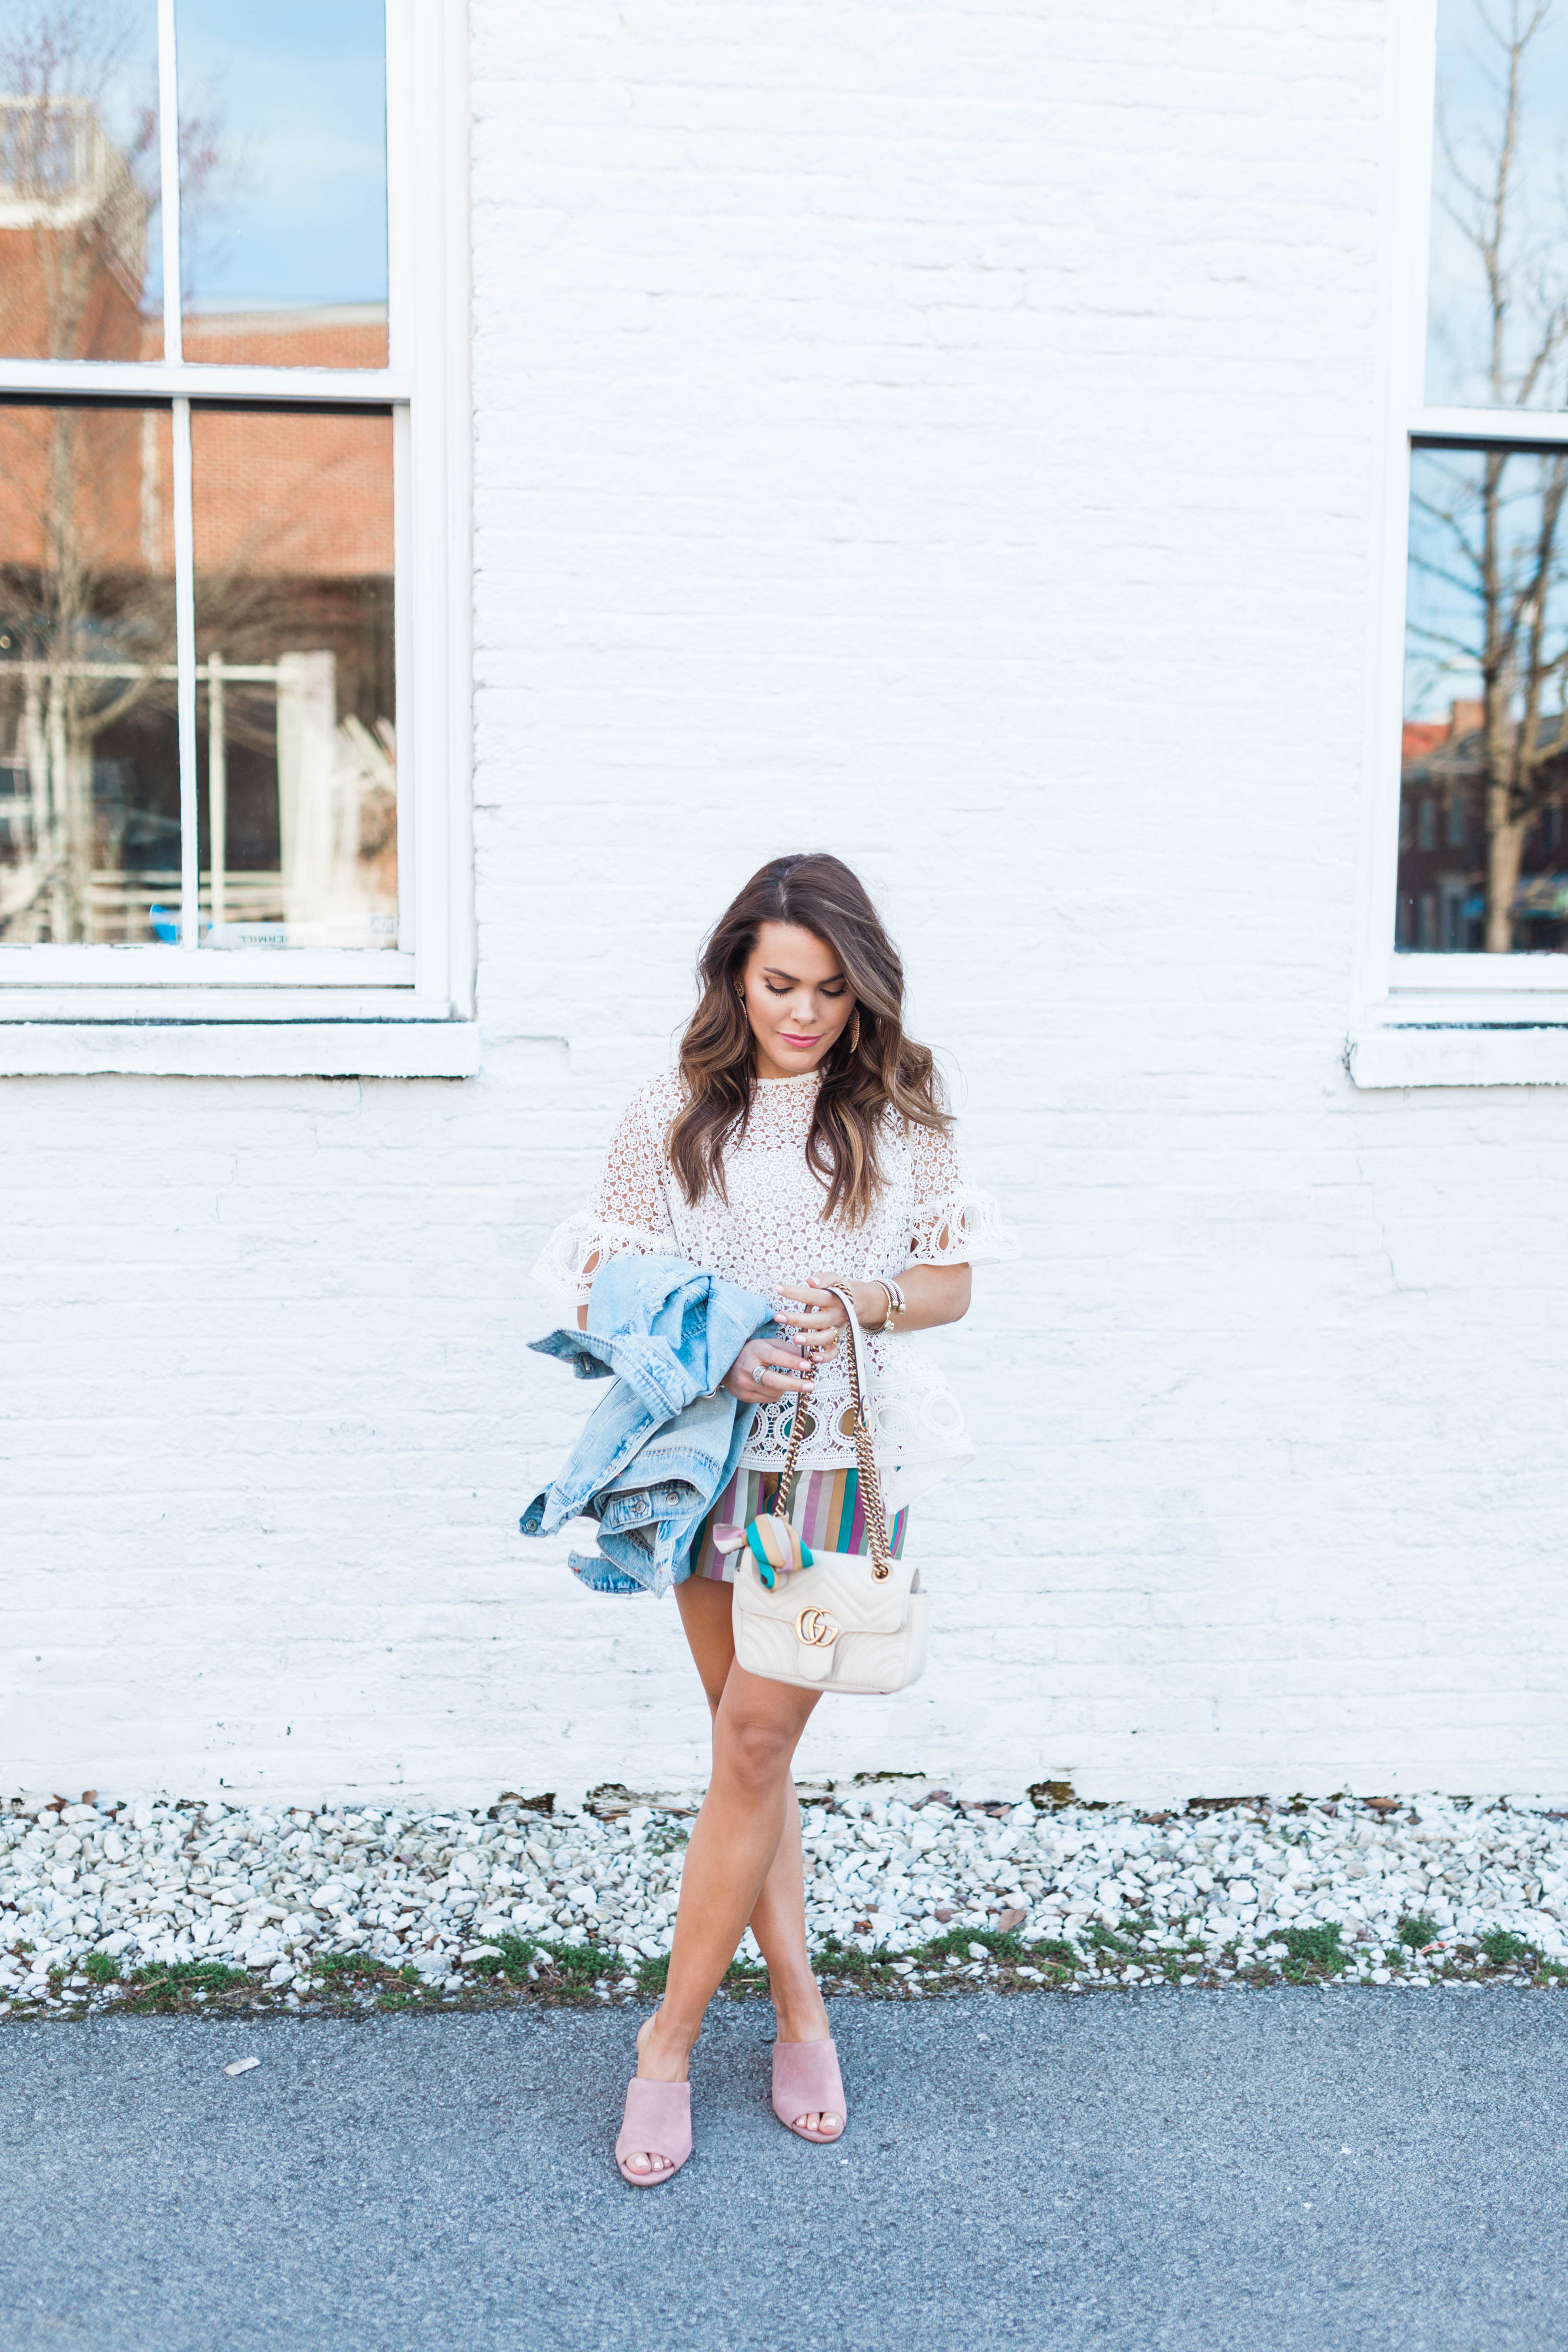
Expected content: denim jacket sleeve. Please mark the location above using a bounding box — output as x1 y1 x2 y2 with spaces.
519 1255 775 1598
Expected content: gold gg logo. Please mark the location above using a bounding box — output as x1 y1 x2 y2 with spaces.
795 1606 840 1648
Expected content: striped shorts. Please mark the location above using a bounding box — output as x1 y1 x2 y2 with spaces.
686 1464 908 1583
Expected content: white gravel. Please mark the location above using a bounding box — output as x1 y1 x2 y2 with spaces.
2 1787 1566 2007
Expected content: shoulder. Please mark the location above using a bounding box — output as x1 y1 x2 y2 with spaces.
885 1082 958 1156
616 1066 688 1144
882 1060 954 1134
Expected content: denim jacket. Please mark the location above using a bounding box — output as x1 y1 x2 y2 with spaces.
519 1254 773 1598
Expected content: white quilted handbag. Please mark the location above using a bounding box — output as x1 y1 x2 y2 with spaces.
729 1288 930 1696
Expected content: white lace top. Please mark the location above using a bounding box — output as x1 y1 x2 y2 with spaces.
533 1067 1010 1510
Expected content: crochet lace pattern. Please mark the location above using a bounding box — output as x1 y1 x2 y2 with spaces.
533 1068 1010 1475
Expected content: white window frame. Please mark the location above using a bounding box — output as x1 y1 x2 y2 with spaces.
1351 0 1568 1087
0 0 474 1078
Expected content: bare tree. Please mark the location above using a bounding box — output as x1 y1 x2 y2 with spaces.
1413 0 1568 950
0 1 157 360
1 4 387 948
0 2 232 940
0 0 165 936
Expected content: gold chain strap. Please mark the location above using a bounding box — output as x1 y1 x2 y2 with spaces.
771 1285 892 1581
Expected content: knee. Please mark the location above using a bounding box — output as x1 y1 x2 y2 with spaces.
718 1711 795 1798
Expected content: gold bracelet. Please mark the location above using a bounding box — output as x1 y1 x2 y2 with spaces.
823 1276 899 1335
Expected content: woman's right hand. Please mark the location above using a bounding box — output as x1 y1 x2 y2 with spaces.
722 1335 815 1405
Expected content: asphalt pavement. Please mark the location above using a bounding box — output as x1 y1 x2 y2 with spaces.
1 1987 1564 2351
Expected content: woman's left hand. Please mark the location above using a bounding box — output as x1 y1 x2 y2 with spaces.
777 1274 885 1357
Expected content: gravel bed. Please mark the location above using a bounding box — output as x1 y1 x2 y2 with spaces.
3 1784 1566 2022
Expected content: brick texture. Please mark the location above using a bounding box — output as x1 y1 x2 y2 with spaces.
6 0 1568 1806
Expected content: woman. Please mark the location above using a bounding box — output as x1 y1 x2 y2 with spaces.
536 853 1005 2184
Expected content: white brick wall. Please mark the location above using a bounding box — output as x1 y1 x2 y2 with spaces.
6 0 1568 1807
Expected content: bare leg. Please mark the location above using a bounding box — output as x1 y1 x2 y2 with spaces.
618 1577 835 2176
677 1578 832 2046
748 1777 833 2041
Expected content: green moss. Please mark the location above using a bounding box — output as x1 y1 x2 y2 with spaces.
135 1959 252 1991
466 1932 624 1992
918 1925 1027 1965
116 1957 256 2011
528 1939 619 1990
1085 1923 1141 1960
1279 1923 1347 1972
1032 1938 1081 1970
470 1935 540 1984
813 1935 898 1983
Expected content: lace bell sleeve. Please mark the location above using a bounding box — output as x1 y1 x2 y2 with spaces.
905 1118 1013 1267
531 1081 680 1305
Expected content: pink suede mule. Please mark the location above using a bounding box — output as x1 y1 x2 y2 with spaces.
771 2037 847 2143
614 2077 693 2186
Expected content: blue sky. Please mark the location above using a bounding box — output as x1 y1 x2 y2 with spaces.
1409 5 1568 717
1428 0 1568 406
175 0 387 312
1405 447 1568 721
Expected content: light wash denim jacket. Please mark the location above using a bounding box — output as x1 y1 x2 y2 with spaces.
519 1253 773 1598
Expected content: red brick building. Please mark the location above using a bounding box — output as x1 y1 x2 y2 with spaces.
1397 699 1568 953
0 100 393 945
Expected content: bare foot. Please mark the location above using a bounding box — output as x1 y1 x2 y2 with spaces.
774 1996 842 2137
622 2013 693 2179
793 2109 842 2134
784 2080 842 2136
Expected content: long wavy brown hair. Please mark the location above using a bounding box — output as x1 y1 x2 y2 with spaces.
668 853 950 1225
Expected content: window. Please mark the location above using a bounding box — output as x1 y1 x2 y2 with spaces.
0 1 471 1072
1356 0 1568 1080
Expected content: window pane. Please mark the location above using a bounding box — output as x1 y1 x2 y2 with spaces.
192 405 396 949
1428 1 1568 409
1400 443 1568 954
0 3 162 361
0 403 179 944
176 0 387 369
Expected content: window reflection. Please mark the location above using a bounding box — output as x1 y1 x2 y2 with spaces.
177 0 387 370
0 1 390 369
192 406 395 949
0 3 161 361
1427 1 1568 409
0 403 178 943
1401 446 1568 954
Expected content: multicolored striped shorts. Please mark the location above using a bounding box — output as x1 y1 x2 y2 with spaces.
685 1464 908 1583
